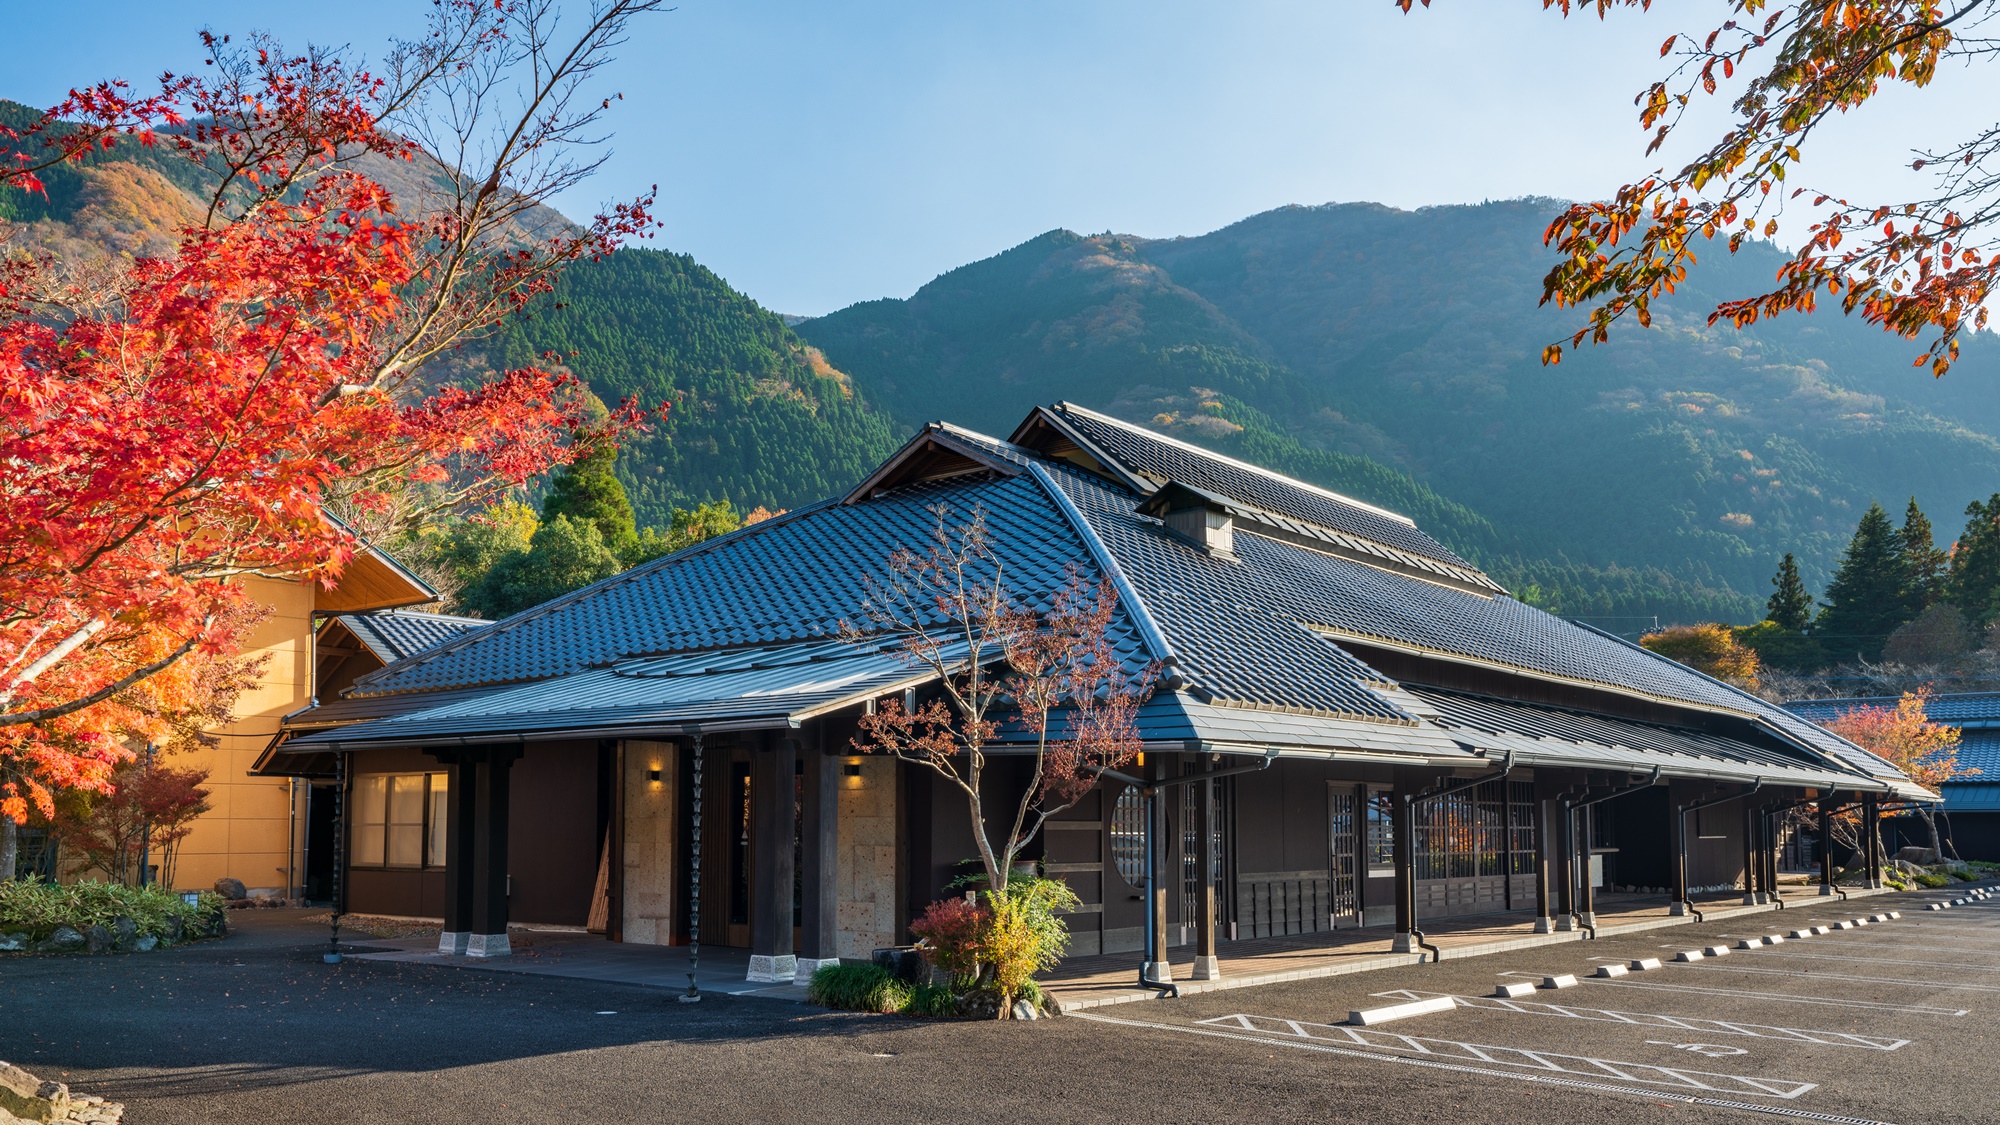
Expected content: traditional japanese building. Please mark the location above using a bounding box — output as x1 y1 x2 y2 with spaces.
1785 692 2000 863
258 403 1931 980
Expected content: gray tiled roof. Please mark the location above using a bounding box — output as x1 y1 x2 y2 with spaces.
288 403 1920 795
1785 692 2000 726
1040 402 1475 569
337 610 489 663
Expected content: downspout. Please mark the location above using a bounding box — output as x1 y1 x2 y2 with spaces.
1406 751 1515 962
1677 780 1762 922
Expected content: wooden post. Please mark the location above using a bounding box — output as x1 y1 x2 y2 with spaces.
1191 757 1220 980
797 734 840 983
607 740 625 943
1531 797 1554 933
439 753 480 954
1668 785 1690 916
747 733 798 983
1391 787 1418 952
1741 801 1760 906
1554 799 1577 930
1143 755 1173 984
1819 796 1838 895
1576 803 1596 926
1863 794 1883 889
468 747 519 957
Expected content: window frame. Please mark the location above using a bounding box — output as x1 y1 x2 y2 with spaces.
350 770 450 871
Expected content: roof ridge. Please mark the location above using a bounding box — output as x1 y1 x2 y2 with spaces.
347 498 841 696
1050 400 1418 527
1025 460 1179 673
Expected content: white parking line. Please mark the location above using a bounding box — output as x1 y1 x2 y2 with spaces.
1367 990 1911 1050
1069 1011 1897 1125
1741 948 2000 972
1195 1013 1820 1099
1581 977 1970 1016
1683 962 2000 993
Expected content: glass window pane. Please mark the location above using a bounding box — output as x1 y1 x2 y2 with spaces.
353 776 387 867
387 824 423 867
427 774 449 868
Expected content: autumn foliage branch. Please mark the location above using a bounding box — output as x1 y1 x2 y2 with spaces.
842 506 1156 893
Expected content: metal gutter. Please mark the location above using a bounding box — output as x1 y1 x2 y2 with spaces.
272 714 801 753
1027 461 1180 672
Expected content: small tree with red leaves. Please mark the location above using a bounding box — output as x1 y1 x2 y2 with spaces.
844 505 1155 894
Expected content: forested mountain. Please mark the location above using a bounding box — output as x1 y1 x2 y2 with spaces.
801 201 2000 626
492 250 900 526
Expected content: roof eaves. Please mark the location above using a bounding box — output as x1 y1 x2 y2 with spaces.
1010 405 1159 497
842 425 1023 505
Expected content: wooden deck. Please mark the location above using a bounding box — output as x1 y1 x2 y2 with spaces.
1044 884 1889 1011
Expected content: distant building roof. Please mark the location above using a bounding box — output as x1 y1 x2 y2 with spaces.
334 609 489 664
269 406 1929 799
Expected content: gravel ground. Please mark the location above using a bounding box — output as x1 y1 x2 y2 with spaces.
1 894 1990 1124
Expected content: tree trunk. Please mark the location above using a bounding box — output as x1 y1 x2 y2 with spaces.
0 816 16 883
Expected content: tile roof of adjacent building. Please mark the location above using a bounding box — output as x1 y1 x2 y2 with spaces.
276 404 1925 797
335 609 489 663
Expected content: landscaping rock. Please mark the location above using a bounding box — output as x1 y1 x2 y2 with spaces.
0 933 27 953
37 926 85 953
110 917 138 951
83 925 113 956
1010 999 1040 1021
131 936 157 953
0 1059 124 1124
870 946 930 985
161 915 183 942
1895 846 1941 865
212 877 247 900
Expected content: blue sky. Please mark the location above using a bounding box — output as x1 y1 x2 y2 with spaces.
10 1 1991 315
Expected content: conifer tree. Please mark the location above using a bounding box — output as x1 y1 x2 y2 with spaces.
1899 498 1950 613
1816 503 1912 663
1948 494 2000 627
539 441 638 555
1766 553 1813 632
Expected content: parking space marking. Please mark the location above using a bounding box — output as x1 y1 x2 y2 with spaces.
1742 948 2000 973
1367 989 1911 1050
1070 1012 1899 1125
1683 962 2000 993
1193 1013 1820 1099
1581 977 1970 1015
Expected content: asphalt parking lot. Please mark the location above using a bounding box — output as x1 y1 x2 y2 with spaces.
2 889 1993 1124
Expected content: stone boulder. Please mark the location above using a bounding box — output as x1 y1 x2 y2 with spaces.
82 925 113 956
37 926 84 953
110 917 138 952
212 877 247 900
131 936 157 953
0 1059 123 1124
160 915 183 943
1894 846 1940 865
0 933 27 953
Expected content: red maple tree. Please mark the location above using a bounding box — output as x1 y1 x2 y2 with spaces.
1 1 668 826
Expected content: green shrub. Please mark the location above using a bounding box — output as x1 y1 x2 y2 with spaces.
0 878 224 944
1914 872 1951 889
806 963 911 1014
905 982 961 1019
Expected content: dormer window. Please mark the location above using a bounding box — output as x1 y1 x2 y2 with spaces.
1139 481 1237 557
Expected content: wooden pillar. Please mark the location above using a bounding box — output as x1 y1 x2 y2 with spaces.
1668 787 1690 916
1818 796 1838 896
1762 805 1780 903
1554 799 1577 930
747 733 798 983
796 736 840 982
1391 786 1418 952
468 747 519 957
1741 801 1760 906
1531 797 1554 933
1863 794 1883 889
438 753 480 954
606 740 625 943
1143 755 1173 983
1576 803 1597 926
1191 757 1220 980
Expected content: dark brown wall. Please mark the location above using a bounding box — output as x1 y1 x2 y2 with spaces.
343 741 603 927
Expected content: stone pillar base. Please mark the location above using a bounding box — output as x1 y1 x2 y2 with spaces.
747 954 798 983
1188 955 1222 981
1742 894 1758 906
1391 932 1420 952
438 931 470 955
1141 960 1174 984
1578 911 1597 927
1555 915 1577 932
793 957 841 985
1533 916 1555 934
1819 884 1837 896
1669 901 1689 916
466 932 511 958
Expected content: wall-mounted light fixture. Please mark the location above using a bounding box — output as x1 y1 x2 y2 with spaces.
842 759 863 778
647 766 663 784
